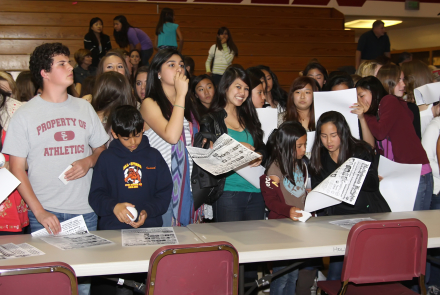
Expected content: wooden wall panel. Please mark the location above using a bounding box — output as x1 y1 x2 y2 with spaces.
0 26 354 43
0 12 342 30
0 0 355 81
2 1 334 18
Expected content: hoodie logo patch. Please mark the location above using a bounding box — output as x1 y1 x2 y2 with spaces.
123 162 142 189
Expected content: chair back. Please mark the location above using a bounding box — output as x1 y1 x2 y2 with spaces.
0 262 78 295
146 241 239 295
341 218 427 284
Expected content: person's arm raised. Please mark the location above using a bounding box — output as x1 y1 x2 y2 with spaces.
140 71 188 144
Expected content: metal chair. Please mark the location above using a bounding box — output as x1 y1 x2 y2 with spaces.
0 261 78 295
146 241 239 295
318 218 428 295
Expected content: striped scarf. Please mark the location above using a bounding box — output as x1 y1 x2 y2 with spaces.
170 114 200 226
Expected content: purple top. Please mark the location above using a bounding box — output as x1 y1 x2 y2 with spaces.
127 27 153 50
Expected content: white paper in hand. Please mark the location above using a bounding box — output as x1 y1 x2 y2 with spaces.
256 108 278 143
58 165 72 185
0 168 21 204
126 207 138 222
414 82 440 105
296 210 312 222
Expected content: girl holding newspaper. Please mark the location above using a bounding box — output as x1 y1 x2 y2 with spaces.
310 111 390 281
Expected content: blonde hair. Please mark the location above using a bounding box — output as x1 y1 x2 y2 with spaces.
356 60 382 77
0 71 16 97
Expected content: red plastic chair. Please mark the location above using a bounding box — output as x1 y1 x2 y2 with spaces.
318 218 428 295
0 261 78 295
146 241 239 295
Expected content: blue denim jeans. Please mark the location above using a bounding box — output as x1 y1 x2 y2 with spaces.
213 191 265 222
271 261 299 295
326 256 344 281
28 210 97 295
140 48 153 67
413 172 433 211
161 200 173 227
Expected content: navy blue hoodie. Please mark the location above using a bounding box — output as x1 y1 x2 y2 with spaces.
89 135 172 230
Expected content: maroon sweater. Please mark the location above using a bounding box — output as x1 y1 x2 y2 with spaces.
364 95 428 165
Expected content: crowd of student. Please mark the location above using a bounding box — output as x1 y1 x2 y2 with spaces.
0 9 440 295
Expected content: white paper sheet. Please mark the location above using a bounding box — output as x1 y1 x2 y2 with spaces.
1 243 33 257
122 227 178 247
313 88 360 139
304 158 371 212
31 215 89 237
306 131 315 154
256 108 278 143
0 168 21 204
234 164 265 189
58 165 72 185
377 156 421 212
187 134 261 176
39 233 113 250
414 82 440 105
329 218 375 230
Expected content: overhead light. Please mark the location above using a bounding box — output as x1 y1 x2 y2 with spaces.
345 19 402 29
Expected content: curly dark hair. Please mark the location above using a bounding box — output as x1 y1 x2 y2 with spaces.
29 43 70 89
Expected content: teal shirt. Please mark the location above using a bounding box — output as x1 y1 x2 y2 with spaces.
223 129 261 193
158 23 178 47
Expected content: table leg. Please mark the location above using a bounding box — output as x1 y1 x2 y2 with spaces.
239 264 245 295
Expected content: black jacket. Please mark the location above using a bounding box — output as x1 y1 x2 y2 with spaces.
311 146 390 216
84 32 112 67
191 110 267 208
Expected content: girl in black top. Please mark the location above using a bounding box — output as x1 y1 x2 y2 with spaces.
84 17 112 67
310 111 390 216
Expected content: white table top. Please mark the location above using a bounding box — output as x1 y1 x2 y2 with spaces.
1 211 439 276
187 210 440 263
0 227 203 276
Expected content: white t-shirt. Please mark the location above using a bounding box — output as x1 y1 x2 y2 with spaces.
2 95 109 214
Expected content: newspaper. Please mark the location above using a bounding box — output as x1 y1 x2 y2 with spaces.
17 243 46 256
414 82 440 105
187 134 261 176
304 158 371 212
32 215 89 237
122 227 178 247
329 217 376 230
39 233 113 250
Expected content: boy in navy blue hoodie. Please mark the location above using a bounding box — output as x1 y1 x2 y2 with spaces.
89 105 172 229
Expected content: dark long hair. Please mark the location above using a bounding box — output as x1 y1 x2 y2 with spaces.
145 49 200 124
156 8 174 35
265 121 307 185
303 62 328 86
216 27 239 57
355 76 387 116
256 65 287 109
246 67 266 91
285 76 319 131
210 66 264 149
88 17 104 48
113 15 132 48
190 74 215 117
0 88 10 151
134 65 149 103
92 71 137 132
310 111 372 175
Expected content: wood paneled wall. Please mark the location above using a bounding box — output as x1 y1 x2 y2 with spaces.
0 0 355 88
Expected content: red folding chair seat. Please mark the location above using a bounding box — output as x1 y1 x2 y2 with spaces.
0 261 78 295
318 218 428 295
146 241 239 295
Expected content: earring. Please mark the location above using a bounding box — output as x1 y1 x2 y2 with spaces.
158 75 161 80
